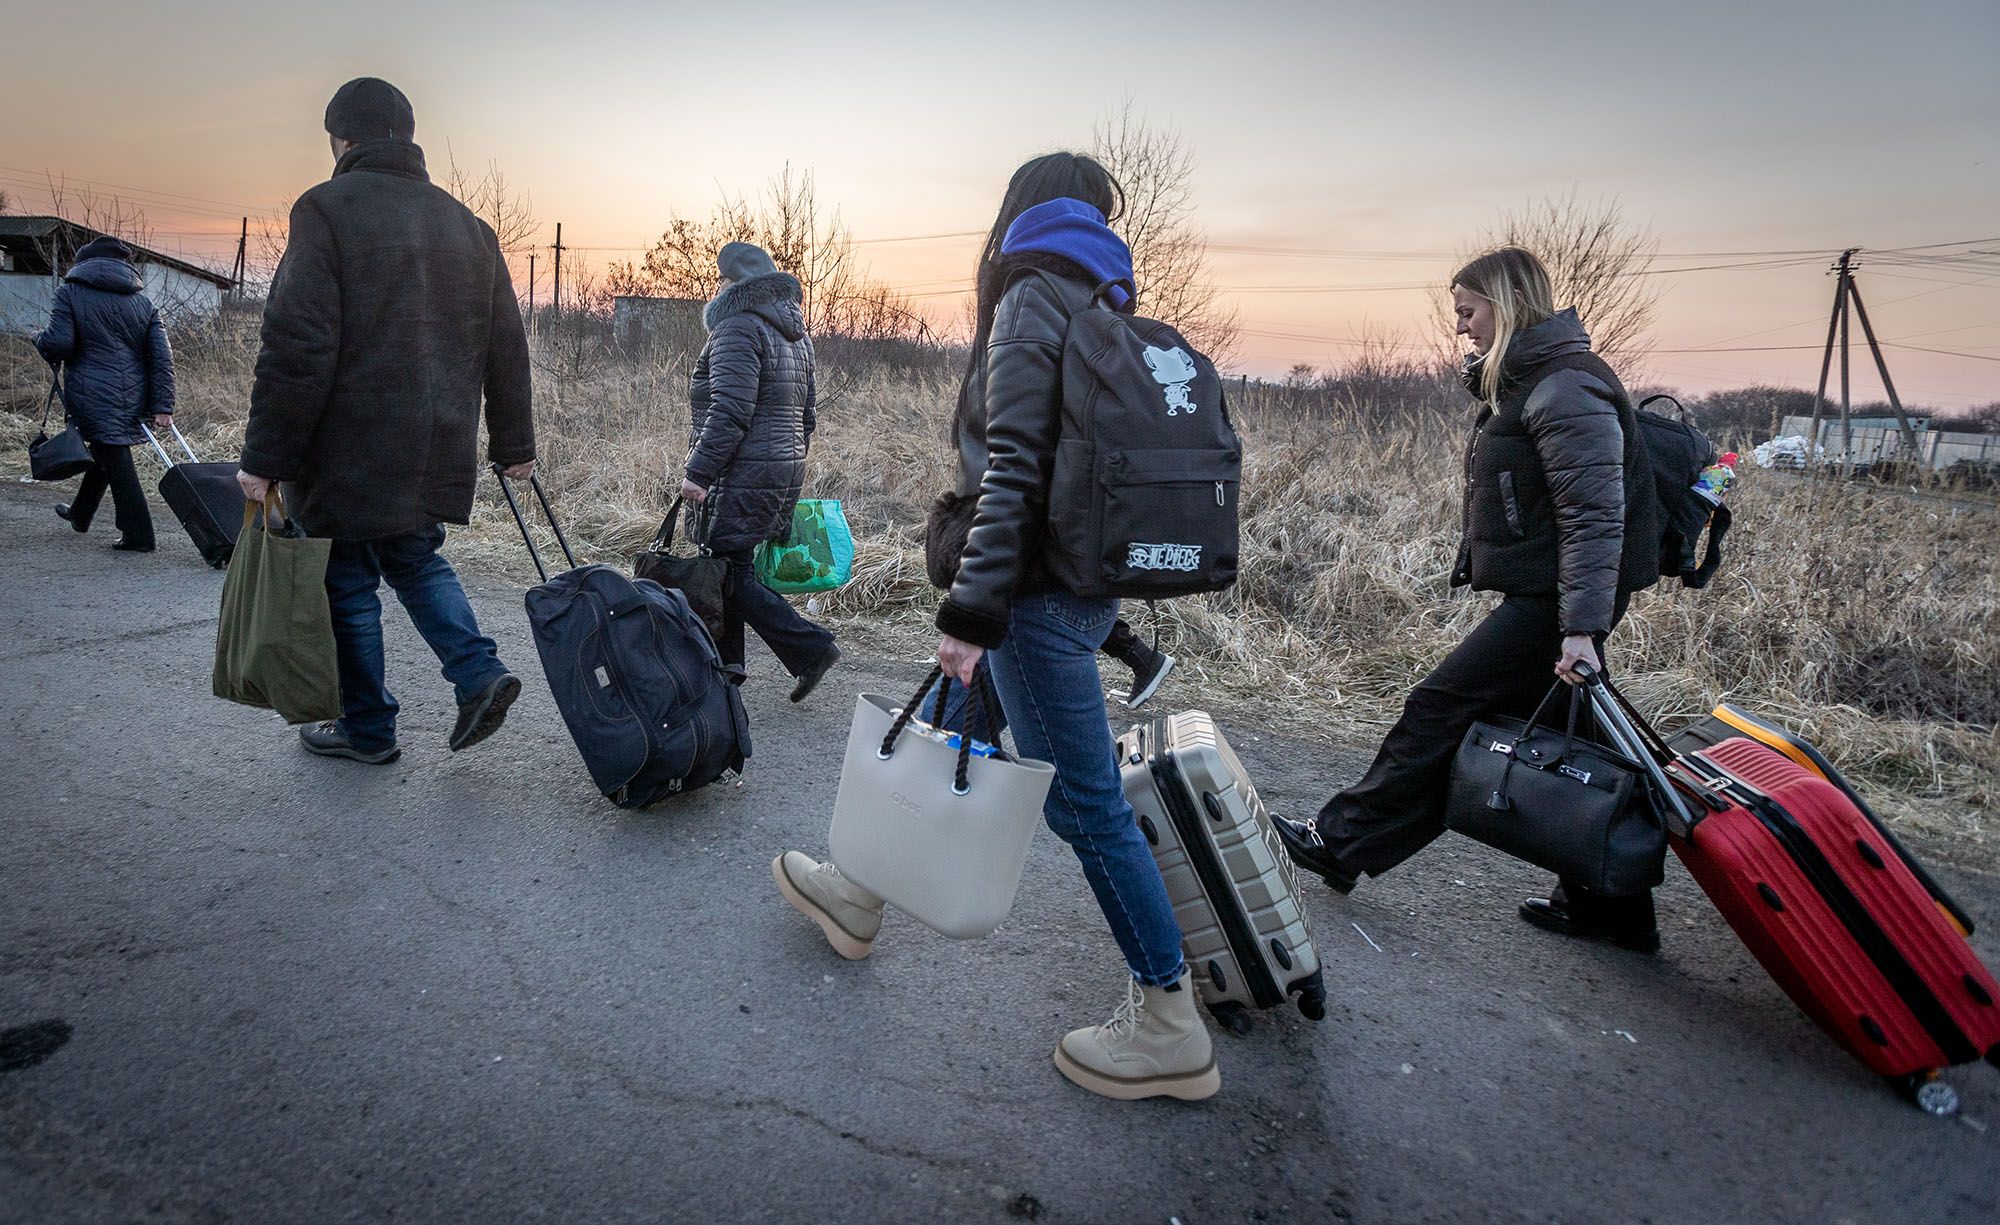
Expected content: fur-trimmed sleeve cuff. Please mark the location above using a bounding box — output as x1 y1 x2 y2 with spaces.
936 598 1009 650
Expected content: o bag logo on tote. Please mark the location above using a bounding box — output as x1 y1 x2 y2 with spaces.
1127 542 1203 573
1143 345 1199 416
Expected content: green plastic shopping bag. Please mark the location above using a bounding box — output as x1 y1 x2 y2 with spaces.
212 490 342 724
754 498 854 594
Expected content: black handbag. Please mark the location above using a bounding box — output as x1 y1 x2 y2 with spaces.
631 497 732 640
1445 680 1666 896
28 374 92 482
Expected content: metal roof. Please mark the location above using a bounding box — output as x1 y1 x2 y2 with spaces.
0 215 235 288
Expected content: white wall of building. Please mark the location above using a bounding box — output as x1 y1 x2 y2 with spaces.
0 262 225 335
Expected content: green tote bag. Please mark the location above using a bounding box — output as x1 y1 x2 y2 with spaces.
754 498 855 595
212 490 342 724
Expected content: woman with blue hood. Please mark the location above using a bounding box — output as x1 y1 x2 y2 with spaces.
773 154 1219 1102
35 235 177 552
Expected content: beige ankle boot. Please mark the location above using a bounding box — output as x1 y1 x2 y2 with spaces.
772 852 884 960
1053 971 1220 1101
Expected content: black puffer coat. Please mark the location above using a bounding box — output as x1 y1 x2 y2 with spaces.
936 260 1103 649
33 238 176 446
1450 309 1659 635
685 272 815 553
242 139 534 540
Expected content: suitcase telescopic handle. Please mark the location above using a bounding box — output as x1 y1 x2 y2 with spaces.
1573 662 1699 839
138 422 201 467
491 464 577 583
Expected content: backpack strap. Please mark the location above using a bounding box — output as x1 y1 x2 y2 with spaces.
1685 502 1730 589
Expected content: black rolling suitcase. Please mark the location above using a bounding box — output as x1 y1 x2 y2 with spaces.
1117 711 1327 1032
142 422 245 568
495 466 751 807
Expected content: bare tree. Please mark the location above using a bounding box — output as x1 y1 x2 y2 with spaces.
1092 100 1240 366
1477 191 1661 368
440 147 538 257
607 166 928 344
0 189 11 214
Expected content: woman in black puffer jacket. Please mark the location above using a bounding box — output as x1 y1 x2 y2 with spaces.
1279 247 1666 952
34 236 177 552
680 242 839 702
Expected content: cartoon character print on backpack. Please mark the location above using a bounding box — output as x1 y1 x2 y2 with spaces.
1144 345 1200 416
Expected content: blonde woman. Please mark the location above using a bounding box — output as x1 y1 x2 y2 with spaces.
1278 247 1665 951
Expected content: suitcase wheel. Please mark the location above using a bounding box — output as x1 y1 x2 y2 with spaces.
1293 970 1328 1022
1895 1072 1960 1118
1209 1002 1254 1037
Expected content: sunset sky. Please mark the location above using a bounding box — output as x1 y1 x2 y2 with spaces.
5 0 1996 408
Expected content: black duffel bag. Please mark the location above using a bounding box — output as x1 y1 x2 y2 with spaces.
1446 679 1666 896
632 496 732 641
28 374 92 482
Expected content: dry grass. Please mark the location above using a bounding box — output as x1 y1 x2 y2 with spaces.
4 329 1992 868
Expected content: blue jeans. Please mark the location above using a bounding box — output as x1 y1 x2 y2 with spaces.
323 525 509 751
978 590 1185 987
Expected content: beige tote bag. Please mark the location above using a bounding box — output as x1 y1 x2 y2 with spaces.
827 669 1055 939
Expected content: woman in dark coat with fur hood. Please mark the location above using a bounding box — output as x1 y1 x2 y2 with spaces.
680 242 840 702
34 235 177 551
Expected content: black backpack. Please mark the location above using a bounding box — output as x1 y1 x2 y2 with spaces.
1635 395 1731 590
1040 276 1241 600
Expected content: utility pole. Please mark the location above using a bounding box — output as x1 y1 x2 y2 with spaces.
551 223 564 318
1804 248 1926 480
527 252 537 336
230 217 248 296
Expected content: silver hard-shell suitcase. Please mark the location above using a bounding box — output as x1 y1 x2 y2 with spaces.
1118 711 1327 1032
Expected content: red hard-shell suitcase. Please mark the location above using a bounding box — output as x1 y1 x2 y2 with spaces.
1580 669 2000 1115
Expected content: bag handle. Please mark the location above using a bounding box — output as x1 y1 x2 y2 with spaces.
492 464 577 583
648 496 694 555
877 666 1009 797
238 487 289 535
1485 680 1584 812
39 371 64 431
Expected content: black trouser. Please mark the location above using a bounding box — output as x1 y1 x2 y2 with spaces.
1313 592 1654 928
70 442 154 547
1101 616 1144 665
716 549 835 675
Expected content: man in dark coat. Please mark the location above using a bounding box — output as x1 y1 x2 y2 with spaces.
680 242 839 702
238 77 536 765
34 235 176 552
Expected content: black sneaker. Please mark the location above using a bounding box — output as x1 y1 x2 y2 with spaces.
1518 896 1661 954
1117 642 1176 710
789 643 841 704
1273 814 1359 895
299 721 402 765
451 673 522 752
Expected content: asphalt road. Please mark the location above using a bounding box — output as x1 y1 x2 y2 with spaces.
2 477 1996 1225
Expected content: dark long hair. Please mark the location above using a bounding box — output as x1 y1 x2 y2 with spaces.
959 153 1124 407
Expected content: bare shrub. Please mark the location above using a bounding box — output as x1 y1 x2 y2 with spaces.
1092 100 1239 365
607 167 926 344
1471 191 1662 369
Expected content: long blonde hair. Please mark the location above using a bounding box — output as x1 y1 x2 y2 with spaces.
1453 247 1556 404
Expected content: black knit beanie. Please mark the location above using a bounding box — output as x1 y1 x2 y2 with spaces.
324 77 415 143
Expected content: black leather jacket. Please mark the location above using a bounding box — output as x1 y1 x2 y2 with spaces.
936 265 1100 648
1451 310 1658 634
